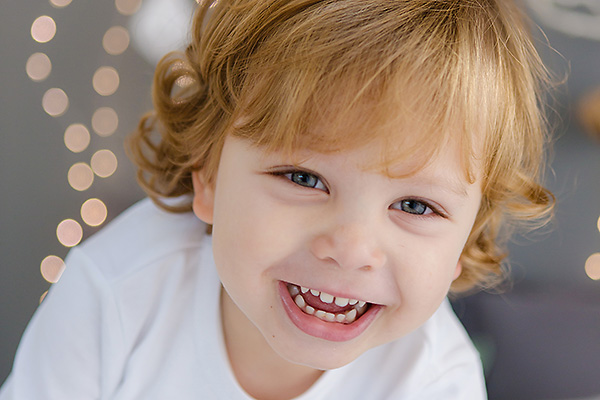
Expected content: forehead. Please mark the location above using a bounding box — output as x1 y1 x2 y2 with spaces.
251 112 479 192
230 53 482 186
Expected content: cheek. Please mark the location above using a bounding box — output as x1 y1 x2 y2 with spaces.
210 183 303 274
391 239 463 301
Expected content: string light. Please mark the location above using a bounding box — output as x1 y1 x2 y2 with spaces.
93 66 120 96
50 0 72 8
585 253 600 281
26 53 52 82
91 150 118 178
91 107 119 137
42 88 69 116
64 124 91 153
56 219 83 247
31 15 56 43
81 198 108 227
103 26 130 55
31 1 127 295
40 255 66 283
115 0 142 16
67 162 94 191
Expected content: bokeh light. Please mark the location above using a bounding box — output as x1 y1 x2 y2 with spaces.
42 88 69 117
585 253 600 281
91 107 119 137
50 0 72 7
31 16 56 43
175 75 195 88
81 198 108 227
68 162 94 191
39 291 48 304
26 52 52 82
103 26 130 55
115 0 142 16
91 150 118 178
93 66 120 96
40 255 66 283
64 124 91 153
171 61 194 90
56 219 83 247
597 215 600 233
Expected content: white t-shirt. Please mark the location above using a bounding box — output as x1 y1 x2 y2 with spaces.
0 199 487 399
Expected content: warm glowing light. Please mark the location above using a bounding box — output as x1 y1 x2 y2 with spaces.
26 52 52 81
81 198 108 227
31 16 56 43
115 0 142 16
50 0 72 7
103 26 130 55
56 219 83 247
175 75 195 88
91 107 119 137
40 255 66 283
42 88 69 116
585 253 600 281
68 162 94 191
64 124 91 153
40 291 48 304
91 150 118 178
597 215 600 233
93 66 120 96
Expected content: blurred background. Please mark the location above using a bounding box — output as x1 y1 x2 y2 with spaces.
0 1 599 399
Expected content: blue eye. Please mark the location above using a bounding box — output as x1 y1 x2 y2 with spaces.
392 199 432 216
274 170 327 192
289 171 319 188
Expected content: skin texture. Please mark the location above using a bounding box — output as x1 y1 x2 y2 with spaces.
191 135 483 399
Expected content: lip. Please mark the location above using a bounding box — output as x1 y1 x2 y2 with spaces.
278 281 382 342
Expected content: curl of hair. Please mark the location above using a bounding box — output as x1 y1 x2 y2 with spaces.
128 0 557 293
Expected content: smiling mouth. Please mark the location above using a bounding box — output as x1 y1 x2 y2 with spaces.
286 283 370 324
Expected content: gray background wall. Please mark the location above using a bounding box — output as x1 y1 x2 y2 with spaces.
1 1 599 399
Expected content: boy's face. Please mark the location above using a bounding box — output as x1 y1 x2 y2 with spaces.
192 134 482 370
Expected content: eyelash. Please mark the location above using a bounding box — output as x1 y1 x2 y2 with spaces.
269 168 446 218
269 168 329 192
389 198 445 219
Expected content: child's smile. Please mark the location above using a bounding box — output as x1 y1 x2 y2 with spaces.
286 282 370 324
192 134 483 371
280 281 383 342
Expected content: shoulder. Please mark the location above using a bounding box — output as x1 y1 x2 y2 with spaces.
410 299 487 398
423 299 479 355
76 198 207 283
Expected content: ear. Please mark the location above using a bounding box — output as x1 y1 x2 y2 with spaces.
453 260 463 281
191 170 215 224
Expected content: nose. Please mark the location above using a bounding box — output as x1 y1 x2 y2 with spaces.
310 223 387 271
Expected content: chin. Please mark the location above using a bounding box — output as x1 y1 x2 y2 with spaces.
274 341 364 371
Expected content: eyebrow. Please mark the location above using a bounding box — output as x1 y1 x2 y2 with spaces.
438 180 469 198
398 175 470 199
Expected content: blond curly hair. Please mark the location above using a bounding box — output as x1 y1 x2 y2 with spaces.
128 0 555 293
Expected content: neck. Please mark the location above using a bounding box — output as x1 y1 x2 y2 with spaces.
220 288 323 400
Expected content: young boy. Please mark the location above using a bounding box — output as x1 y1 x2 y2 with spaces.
1 0 554 398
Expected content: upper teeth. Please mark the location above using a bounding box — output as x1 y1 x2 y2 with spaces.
300 286 365 308
288 284 369 324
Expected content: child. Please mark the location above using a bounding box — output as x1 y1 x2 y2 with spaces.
1 0 554 398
